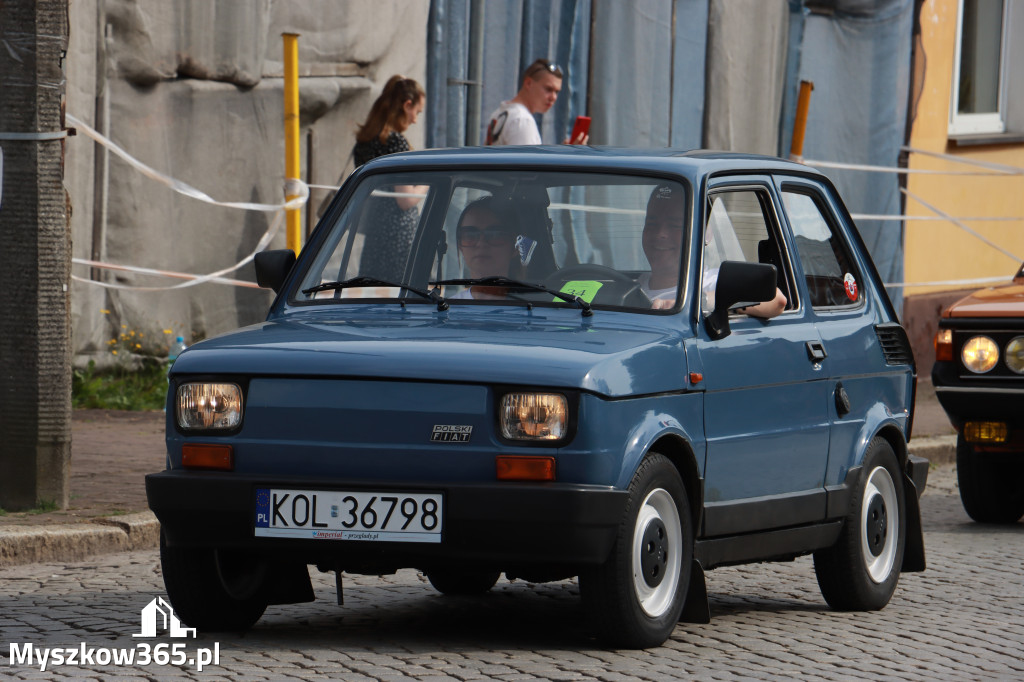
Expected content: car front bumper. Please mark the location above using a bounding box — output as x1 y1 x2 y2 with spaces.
147 470 628 569
931 362 1024 428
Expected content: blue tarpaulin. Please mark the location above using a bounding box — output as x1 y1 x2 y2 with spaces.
427 0 912 313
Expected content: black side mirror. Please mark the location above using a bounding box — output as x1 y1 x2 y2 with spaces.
705 260 777 340
254 249 297 295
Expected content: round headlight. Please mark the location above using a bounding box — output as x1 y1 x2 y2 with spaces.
961 336 999 374
1005 336 1024 374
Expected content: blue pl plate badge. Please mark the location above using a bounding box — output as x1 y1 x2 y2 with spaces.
255 488 271 527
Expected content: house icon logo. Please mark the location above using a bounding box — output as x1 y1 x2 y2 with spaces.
133 596 196 638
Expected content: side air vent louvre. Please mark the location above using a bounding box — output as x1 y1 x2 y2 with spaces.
875 323 915 368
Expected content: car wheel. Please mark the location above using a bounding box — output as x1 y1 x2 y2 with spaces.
425 569 501 595
159 530 268 631
814 437 905 611
579 452 691 649
956 434 1024 524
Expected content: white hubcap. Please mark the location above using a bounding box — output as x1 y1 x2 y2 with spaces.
631 488 682 617
861 465 898 583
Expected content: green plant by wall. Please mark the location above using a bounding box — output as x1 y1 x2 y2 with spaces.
72 316 174 411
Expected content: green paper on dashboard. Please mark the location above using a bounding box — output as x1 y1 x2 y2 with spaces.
557 280 603 303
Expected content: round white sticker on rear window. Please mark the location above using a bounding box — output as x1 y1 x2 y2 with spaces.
844 273 858 301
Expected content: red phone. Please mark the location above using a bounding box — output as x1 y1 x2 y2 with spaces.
570 116 591 144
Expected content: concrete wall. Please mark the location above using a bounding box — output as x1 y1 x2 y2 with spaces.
903 0 1024 377
66 0 429 364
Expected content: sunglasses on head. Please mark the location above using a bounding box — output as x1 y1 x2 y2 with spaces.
526 60 563 79
458 226 515 247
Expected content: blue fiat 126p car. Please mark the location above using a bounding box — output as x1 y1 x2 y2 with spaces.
147 147 928 648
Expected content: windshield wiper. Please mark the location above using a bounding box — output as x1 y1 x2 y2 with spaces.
302 276 448 311
431 276 593 317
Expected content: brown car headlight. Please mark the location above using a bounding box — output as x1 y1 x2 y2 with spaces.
1005 336 1024 374
177 383 243 430
962 336 998 374
500 393 568 441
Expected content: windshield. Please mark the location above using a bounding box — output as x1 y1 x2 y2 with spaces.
294 170 691 312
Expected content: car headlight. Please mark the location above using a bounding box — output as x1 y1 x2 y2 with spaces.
500 393 568 441
961 336 999 374
177 382 243 430
1005 336 1024 374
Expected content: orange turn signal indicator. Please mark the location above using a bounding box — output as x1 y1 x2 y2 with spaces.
934 329 953 362
182 443 234 471
496 455 555 481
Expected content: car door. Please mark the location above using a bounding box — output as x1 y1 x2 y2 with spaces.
776 178 909 496
695 179 830 537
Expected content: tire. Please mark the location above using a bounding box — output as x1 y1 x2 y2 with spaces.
425 569 501 595
159 530 268 631
580 452 692 649
814 438 906 611
956 434 1024 524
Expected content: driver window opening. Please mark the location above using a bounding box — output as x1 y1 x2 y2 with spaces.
702 189 793 318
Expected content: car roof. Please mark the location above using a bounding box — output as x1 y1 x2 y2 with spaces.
358 145 826 181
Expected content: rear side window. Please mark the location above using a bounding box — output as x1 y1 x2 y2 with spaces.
782 190 862 308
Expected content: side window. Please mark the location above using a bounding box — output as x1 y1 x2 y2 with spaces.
782 190 862 308
702 189 791 315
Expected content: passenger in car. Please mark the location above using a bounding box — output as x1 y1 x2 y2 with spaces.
641 184 786 317
450 197 524 300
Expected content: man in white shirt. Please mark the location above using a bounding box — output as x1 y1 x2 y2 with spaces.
485 59 563 145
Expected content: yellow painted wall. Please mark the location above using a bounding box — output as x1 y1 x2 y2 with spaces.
905 0 1024 297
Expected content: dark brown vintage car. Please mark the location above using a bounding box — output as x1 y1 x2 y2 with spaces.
932 262 1024 523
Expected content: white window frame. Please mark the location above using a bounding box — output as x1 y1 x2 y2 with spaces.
949 0 1010 136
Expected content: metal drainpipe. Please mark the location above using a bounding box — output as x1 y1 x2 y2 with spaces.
90 10 110 281
465 0 485 147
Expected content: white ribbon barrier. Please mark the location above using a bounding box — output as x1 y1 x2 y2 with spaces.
805 158 1011 176
806 151 1022 290
884 275 1014 289
72 258 260 289
67 113 309 212
66 111 1020 293
902 146 1024 175
71 210 284 291
902 187 1022 264
67 112 310 290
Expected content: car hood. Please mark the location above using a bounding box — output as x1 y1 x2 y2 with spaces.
171 307 690 398
944 277 1024 318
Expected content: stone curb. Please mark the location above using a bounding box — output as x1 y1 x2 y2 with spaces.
0 512 159 569
908 435 956 467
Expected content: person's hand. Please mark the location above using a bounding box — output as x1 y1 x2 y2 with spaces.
562 132 589 145
651 298 676 310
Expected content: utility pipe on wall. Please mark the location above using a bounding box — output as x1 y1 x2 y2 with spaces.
283 33 302 253
465 0 485 146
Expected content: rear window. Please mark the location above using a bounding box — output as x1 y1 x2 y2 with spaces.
782 190 863 308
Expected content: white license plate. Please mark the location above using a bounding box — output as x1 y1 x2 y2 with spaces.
254 488 442 543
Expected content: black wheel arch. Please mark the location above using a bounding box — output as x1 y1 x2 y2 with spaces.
647 433 703 535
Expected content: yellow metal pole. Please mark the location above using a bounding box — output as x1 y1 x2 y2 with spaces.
789 80 814 163
283 33 302 254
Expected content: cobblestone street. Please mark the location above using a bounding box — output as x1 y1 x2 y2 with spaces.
1 464 1021 680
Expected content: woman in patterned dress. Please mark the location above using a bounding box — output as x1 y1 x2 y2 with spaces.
353 76 427 280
